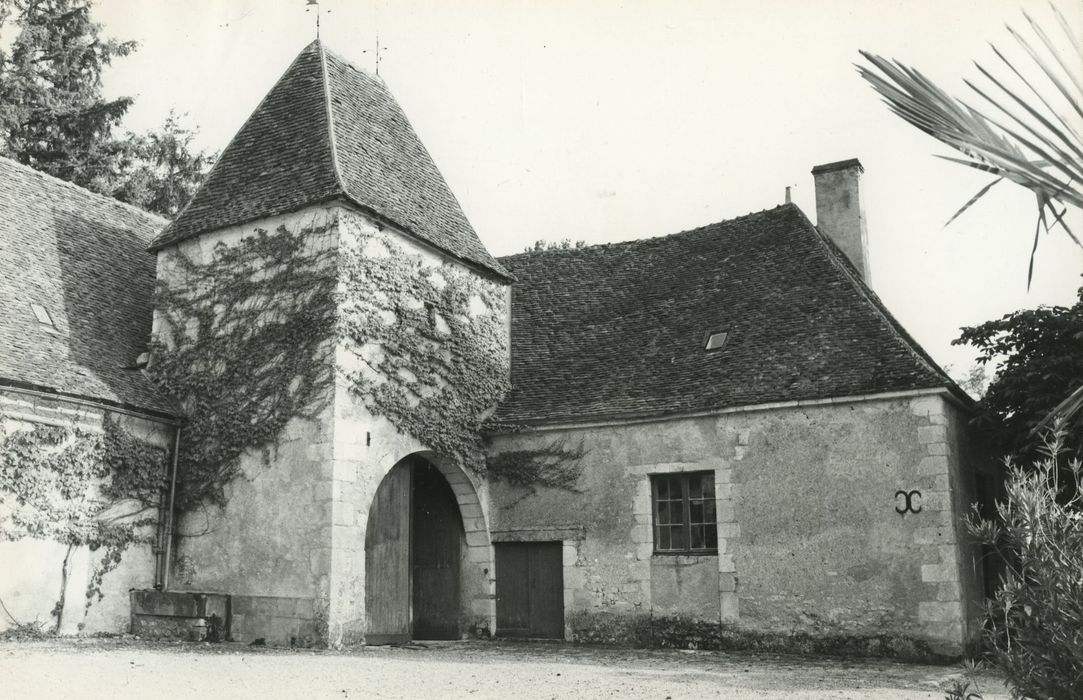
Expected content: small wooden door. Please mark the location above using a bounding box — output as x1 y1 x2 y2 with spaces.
411 459 463 639
495 542 564 639
365 463 412 644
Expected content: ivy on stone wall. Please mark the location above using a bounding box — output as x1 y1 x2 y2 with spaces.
337 224 510 473
0 413 167 627
149 219 582 520
149 225 337 511
486 439 586 491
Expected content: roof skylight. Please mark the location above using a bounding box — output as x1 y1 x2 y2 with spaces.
29 303 55 328
704 331 728 351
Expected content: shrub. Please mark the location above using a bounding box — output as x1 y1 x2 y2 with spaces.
968 425 1083 700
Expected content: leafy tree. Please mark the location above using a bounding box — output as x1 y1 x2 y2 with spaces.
954 284 1083 462
0 1 213 217
0 0 136 194
950 362 994 401
113 111 215 218
524 238 588 252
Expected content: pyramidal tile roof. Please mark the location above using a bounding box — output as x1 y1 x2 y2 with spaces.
0 157 175 416
493 203 966 425
150 41 508 279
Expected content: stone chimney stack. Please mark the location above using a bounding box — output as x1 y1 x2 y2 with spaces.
811 158 870 284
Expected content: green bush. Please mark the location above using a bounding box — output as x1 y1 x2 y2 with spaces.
969 425 1083 700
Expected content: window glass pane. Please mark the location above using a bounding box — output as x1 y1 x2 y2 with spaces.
690 526 704 549
705 525 718 549
657 526 670 551
656 479 668 500
688 478 702 499
702 475 715 498
670 498 685 526
704 499 716 522
664 526 683 551
689 500 704 524
670 525 686 551
657 501 670 524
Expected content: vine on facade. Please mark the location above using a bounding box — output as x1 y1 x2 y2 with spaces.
148 224 337 511
337 222 511 474
0 413 167 628
486 439 586 491
148 218 582 516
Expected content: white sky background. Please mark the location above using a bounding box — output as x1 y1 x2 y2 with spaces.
90 0 1083 377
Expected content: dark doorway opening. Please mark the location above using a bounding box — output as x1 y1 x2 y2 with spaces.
364 455 465 643
495 542 564 639
411 459 463 639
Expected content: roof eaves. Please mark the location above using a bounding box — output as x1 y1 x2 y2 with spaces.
488 386 958 432
0 378 181 423
336 195 516 283
147 195 348 253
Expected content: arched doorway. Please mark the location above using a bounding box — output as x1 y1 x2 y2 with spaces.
364 454 467 643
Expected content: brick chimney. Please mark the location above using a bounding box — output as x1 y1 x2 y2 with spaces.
811 158 870 284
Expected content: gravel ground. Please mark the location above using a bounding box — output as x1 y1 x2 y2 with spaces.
0 638 1008 699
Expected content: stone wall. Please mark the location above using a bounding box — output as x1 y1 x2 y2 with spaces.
0 388 173 635
325 209 504 644
156 208 340 636
155 205 508 645
487 391 983 657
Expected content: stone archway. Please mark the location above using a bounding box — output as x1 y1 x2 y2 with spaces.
363 452 493 643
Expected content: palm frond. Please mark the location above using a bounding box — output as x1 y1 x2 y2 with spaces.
857 5 1083 286
1005 23 1083 120
945 177 1002 227
971 60 1083 165
1031 384 1083 435
1028 200 1043 288
989 42 1082 147
1050 1 1083 65
1023 8 1083 98
1048 204 1082 247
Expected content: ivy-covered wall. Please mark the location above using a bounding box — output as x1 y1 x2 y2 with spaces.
0 389 173 635
151 205 509 645
153 208 340 615
325 209 507 644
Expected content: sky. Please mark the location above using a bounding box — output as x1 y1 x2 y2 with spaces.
85 0 1083 379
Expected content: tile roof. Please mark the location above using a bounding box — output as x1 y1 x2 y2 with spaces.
150 41 508 279
494 203 960 425
0 157 175 416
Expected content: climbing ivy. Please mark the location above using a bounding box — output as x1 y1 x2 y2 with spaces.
149 216 581 517
149 224 337 511
0 413 167 628
336 221 584 485
337 221 510 473
486 439 586 491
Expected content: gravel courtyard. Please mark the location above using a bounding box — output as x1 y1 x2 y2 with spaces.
0 638 1007 699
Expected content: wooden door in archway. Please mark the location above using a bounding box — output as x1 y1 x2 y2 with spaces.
365 456 464 643
364 462 412 644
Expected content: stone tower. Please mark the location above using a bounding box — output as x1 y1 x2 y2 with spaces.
148 41 511 646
